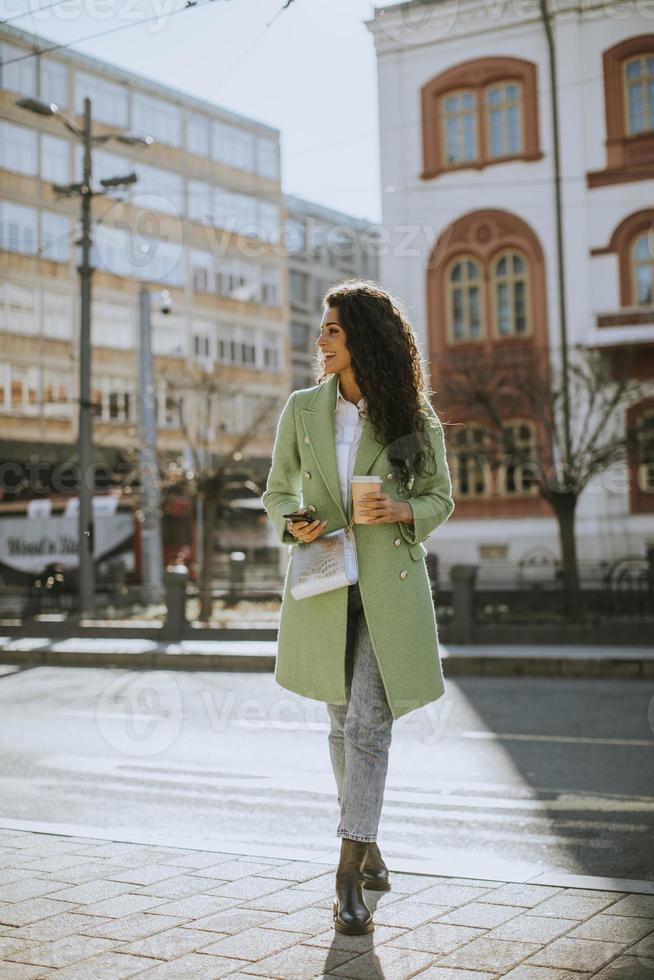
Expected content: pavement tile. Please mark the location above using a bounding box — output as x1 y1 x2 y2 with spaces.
590 954 654 979
287 872 333 893
139 874 228 899
603 894 654 917
81 893 168 918
81 912 189 941
0 873 32 887
253 861 333 883
5 934 117 968
134 951 253 978
413 968 496 979
436 901 524 929
116 925 220 960
16 855 83 874
305 923 408 950
199 925 310 961
239 940 356 978
162 852 236 870
329 942 436 978
151 894 238 918
525 936 625 971
0 941 38 961
0 880 65 903
244 887 326 914
524 893 620 920
44 879 130 904
41 861 135 885
0 964 50 978
488 914 578 944
105 865 184 887
188 906 280 934
209 876 290 901
630 931 654 958
566 912 654 943
260 906 331 935
45 950 162 978
435 936 542 971
410 882 494 906
386 874 445 896
483 883 563 907
12 912 112 942
388 921 484 954
370 900 446 930
502 967 592 979
0 899 76 928
193 859 285 880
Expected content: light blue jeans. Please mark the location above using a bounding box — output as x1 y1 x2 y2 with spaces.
327 580 394 842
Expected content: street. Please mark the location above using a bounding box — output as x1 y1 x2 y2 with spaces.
0 666 652 884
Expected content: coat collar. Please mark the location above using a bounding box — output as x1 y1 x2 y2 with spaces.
300 373 386 521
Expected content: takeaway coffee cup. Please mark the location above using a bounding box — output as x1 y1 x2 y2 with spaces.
351 475 382 524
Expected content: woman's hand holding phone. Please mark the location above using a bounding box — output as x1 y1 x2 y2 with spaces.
283 509 328 543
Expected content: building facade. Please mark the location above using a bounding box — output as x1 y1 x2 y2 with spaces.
367 0 654 576
0 24 289 504
284 193 380 391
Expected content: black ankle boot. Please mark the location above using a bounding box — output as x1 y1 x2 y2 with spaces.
361 841 391 891
333 838 374 935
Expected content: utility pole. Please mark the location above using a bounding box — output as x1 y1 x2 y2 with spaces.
16 94 152 618
138 287 164 604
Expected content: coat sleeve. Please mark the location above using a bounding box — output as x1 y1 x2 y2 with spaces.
261 390 303 547
397 396 455 547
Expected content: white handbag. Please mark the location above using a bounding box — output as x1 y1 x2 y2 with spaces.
289 516 359 600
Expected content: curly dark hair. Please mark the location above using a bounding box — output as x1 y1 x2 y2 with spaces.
313 279 441 493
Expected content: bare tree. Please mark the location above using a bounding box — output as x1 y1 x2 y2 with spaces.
161 364 280 620
439 344 653 618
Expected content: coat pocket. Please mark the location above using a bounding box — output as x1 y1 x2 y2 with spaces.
409 541 428 560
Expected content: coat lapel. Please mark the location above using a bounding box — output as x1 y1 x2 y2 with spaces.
300 373 387 522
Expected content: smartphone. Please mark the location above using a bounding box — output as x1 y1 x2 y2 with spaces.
283 510 313 523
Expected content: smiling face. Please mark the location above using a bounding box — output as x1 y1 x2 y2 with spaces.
316 305 351 374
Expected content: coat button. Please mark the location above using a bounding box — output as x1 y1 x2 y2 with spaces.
304 435 310 444
307 504 317 512
399 570 408 579
304 471 312 479
386 472 394 480
394 537 401 547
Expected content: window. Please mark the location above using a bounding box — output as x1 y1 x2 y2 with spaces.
291 320 312 353
262 329 281 371
92 302 134 349
636 408 654 491
43 290 73 340
187 113 210 157
187 179 213 223
0 121 38 176
493 250 529 337
190 248 214 293
499 420 537 494
43 370 72 417
257 136 280 180
151 312 187 357
132 161 184 215
0 41 36 97
41 58 68 107
192 321 212 361
442 90 477 165
447 257 482 341
0 201 37 255
285 218 306 255
632 232 653 306
216 257 260 302
76 71 128 127
132 92 182 147
41 133 70 184
421 58 538 178
41 211 70 263
452 425 489 498
624 54 654 135
92 378 133 422
258 201 280 244
290 270 309 305
0 283 38 335
261 265 281 306
211 120 256 171
486 83 522 158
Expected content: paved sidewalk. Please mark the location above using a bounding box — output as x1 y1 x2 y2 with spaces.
1 636 653 678
0 828 653 978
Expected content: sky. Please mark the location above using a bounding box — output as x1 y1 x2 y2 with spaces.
2 0 384 222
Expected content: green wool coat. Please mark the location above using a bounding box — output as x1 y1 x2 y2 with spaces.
262 372 455 719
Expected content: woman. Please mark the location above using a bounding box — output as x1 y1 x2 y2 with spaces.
262 280 455 936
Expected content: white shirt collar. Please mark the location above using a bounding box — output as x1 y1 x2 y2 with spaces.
335 375 366 413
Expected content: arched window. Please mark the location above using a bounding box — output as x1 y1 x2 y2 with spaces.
635 407 654 492
422 58 541 179
499 420 538 495
447 257 483 342
492 250 530 337
452 424 489 498
486 83 523 158
442 90 477 165
624 54 654 135
631 231 654 305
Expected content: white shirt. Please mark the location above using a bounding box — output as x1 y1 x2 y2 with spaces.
334 376 366 516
